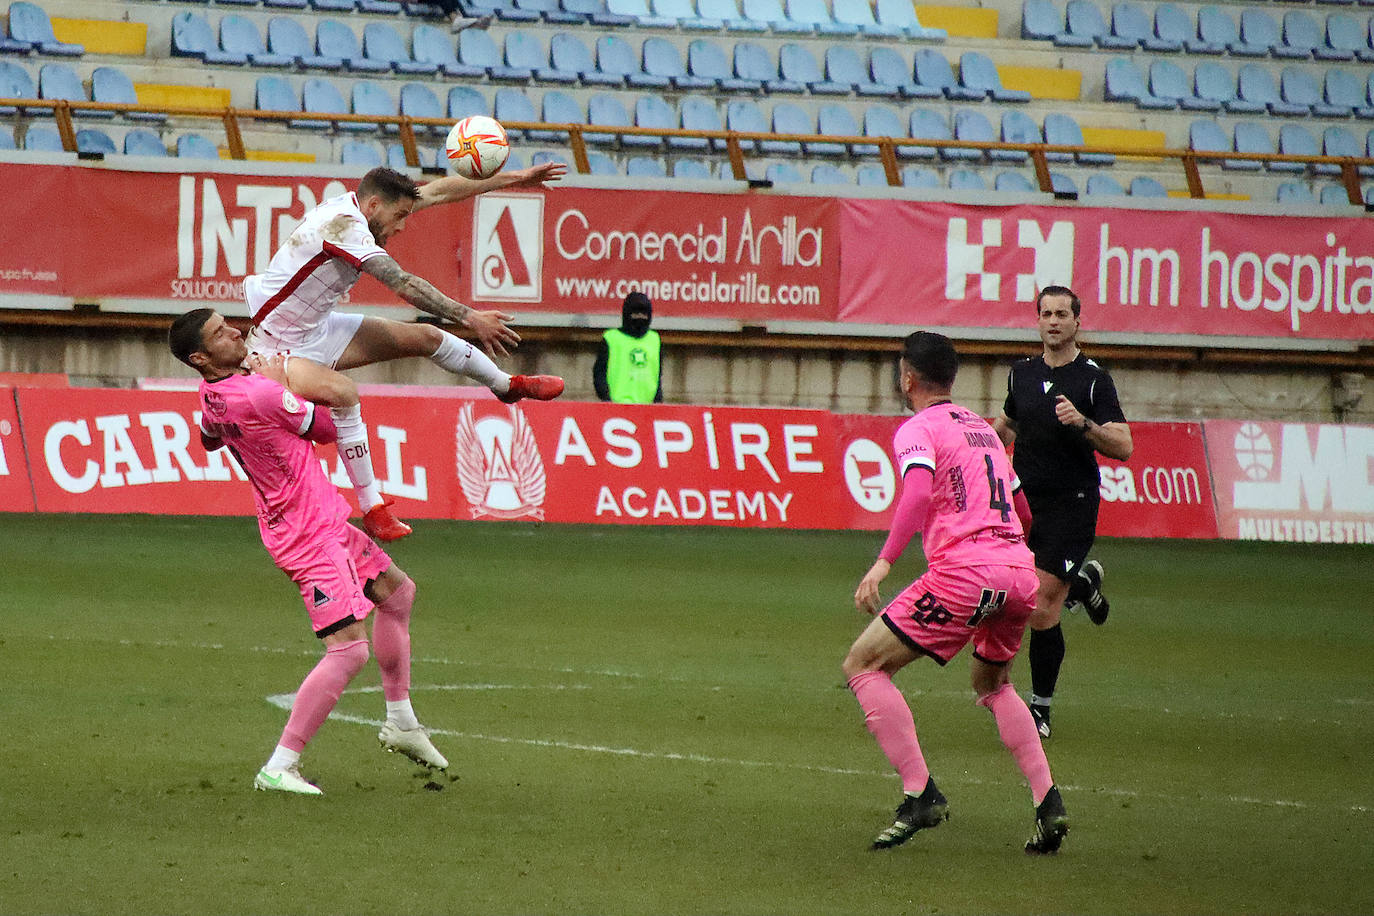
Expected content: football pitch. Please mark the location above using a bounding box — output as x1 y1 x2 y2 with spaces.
3 513 1371 916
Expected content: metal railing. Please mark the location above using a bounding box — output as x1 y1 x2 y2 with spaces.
4 97 1372 205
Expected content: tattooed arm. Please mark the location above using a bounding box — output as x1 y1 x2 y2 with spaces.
360 254 520 356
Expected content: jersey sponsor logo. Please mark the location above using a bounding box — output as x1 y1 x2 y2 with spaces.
472 194 544 303
204 389 227 417
311 586 332 608
455 404 547 520
282 391 302 414
842 438 895 513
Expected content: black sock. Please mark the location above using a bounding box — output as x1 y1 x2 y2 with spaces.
1029 624 1065 701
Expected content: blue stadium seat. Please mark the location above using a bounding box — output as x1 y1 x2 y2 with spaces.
171 12 249 65
786 0 858 34
768 101 834 155
1153 3 1195 52
550 32 619 86
495 87 557 141
74 126 115 155
724 98 773 152
587 93 658 146
639 36 711 89
1319 184 1352 206
317 20 389 72
1066 0 1136 48
39 62 111 119
626 155 667 177
818 102 874 155
1191 6 1235 55
855 163 890 186
1044 111 1114 164
863 104 923 159
92 66 165 123
505 31 573 82
960 51 1031 102
741 0 813 33
1022 0 1071 41
764 161 805 184
1112 1 1180 51
1189 117 1249 170
351 81 395 132
651 0 722 29
1279 123 1336 175
1325 13 1374 62
448 85 488 120
810 163 850 185
636 93 690 148
1129 175 1167 197
1049 171 1077 195
456 28 516 79
948 168 985 190
1325 68 1374 118
735 41 801 93
955 108 1019 161
910 108 976 160
302 77 376 131
876 0 944 39
219 16 294 69
901 165 940 188
1085 173 1125 196
869 46 940 99
412 25 476 77
0 126 13 149
585 149 617 175
0 60 36 116
8 2 81 56
678 94 725 149
1238 9 1308 59
1283 66 1348 116
560 0 636 26
1276 181 1316 204
778 42 846 94
123 128 167 157
832 0 902 37
825 46 896 97
176 133 219 159
340 138 383 165
1237 63 1308 115
1151 59 1219 110
385 142 409 170
995 170 1036 192
698 0 767 31
1104 57 1173 108
1285 10 1352 61
1001 109 1041 157
267 18 341 70
1234 121 1301 173
688 38 757 90
914 48 983 101
516 0 588 23
598 34 669 88
606 0 677 27
399 82 444 133
540 89 584 142
1194 61 1247 111
310 0 359 12
1324 125 1374 175
23 124 63 151
673 158 718 179
362 23 439 75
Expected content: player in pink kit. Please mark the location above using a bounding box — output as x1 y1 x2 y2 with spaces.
843 331 1069 854
169 307 449 795
245 164 568 543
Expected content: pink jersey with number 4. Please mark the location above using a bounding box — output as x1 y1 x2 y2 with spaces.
198 371 352 564
892 402 1034 571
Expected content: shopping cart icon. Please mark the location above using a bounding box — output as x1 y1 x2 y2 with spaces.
850 457 887 501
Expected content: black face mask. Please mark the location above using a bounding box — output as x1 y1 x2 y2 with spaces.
622 313 651 338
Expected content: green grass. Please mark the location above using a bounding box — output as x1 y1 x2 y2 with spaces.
2 514 1371 915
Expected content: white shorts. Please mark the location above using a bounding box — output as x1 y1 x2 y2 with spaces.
246 312 364 369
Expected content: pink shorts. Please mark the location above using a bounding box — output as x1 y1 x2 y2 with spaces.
881 564 1038 666
280 522 392 637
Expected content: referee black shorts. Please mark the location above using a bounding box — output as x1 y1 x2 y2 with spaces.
1024 488 1100 583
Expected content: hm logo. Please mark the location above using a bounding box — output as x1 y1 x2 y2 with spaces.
472 194 544 302
944 218 1075 302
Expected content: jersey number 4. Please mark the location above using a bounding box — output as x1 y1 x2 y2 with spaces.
967 588 1008 628
983 455 1012 523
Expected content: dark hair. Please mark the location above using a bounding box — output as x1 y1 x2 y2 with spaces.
901 330 959 389
168 308 216 367
357 167 421 203
1036 285 1081 318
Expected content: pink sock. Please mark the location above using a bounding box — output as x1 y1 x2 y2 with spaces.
371 576 416 702
847 670 930 795
979 682 1054 805
280 639 369 753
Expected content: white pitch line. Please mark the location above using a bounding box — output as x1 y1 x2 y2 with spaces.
264 688 1373 815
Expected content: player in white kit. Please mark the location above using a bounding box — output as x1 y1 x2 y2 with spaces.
243 164 567 542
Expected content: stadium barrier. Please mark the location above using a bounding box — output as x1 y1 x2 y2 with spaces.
3 383 1370 543
2 96 1373 204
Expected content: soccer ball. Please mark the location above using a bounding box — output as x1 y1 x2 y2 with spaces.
444 116 510 180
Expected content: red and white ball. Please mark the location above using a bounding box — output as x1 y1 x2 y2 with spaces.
444 116 510 180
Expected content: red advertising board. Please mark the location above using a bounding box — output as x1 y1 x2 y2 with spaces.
1205 419 1374 544
838 199 1374 342
0 388 36 513
1096 421 1218 539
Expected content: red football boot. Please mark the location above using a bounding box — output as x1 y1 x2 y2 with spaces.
362 499 412 542
497 374 565 403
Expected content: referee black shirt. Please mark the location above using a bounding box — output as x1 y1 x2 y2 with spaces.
1002 352 1126 494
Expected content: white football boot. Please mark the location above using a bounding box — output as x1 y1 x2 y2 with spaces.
254 765 323 796
378 721 449 770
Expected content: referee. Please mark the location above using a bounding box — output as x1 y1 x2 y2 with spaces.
992 286 1133 739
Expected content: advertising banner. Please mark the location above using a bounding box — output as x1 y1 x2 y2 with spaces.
838 199 1374 342
1205 419 1374 544
0 388 36 513
1096 421 1218 539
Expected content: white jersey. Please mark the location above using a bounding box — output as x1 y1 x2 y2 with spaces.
244 192 387 348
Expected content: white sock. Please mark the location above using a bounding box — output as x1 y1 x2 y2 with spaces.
329 404 383 510
264 745 300 772
386 698 421 730
431 332 510 393
1030 694 1052 708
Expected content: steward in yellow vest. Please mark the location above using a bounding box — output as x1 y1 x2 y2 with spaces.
593 292 663 403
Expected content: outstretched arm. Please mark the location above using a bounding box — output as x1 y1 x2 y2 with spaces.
413 161 567 213
360 254 520 357
854 468 933 615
